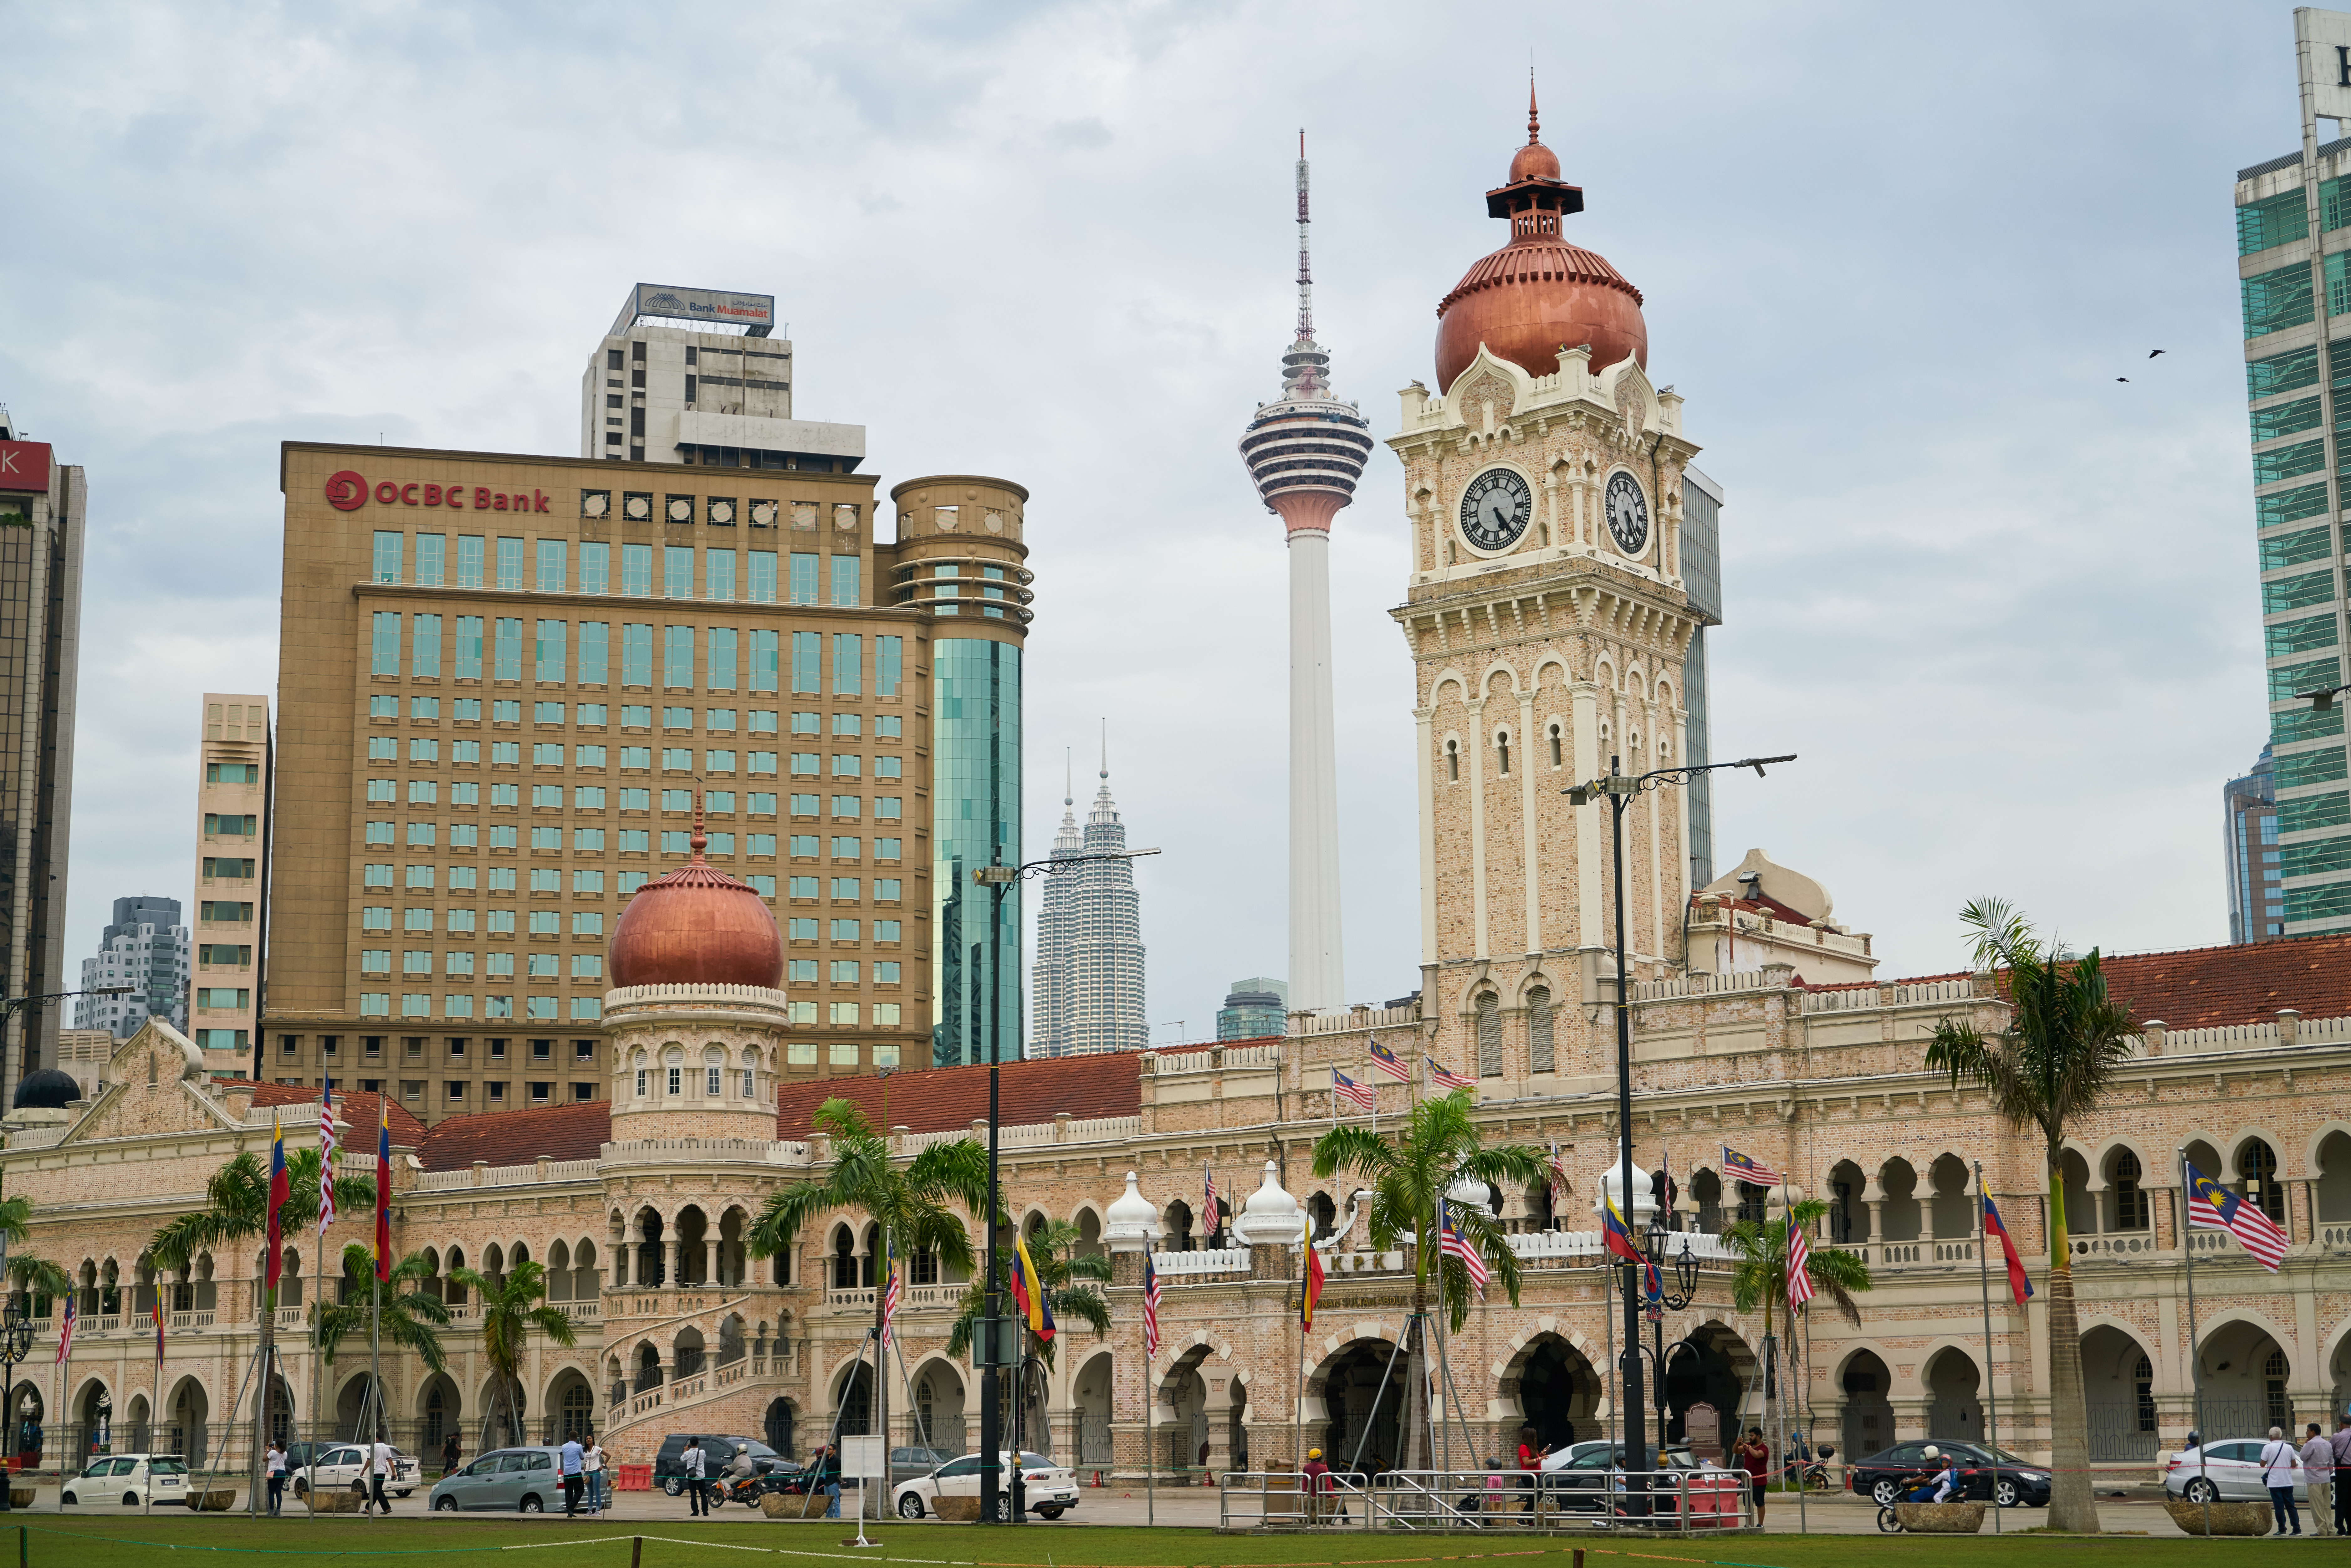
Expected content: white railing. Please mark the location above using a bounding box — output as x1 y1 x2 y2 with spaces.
3 1127 66 1151
597 1138 811 1166
1508 1229 1736 1264
557 1300 600 1321
1293 1005 1419 1037
1150 1247 1247 1275
275 1306 306 1328
413 1156 603 1191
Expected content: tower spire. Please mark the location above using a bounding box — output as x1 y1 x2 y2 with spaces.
1528 70 1540 145
1279 131 1330 397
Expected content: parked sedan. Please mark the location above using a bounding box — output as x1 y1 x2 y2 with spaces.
892 1452 1079 1521
2166 1441 2311 1504
427 1447 568 1513
1544 1443 1706 1512
1845 1440 2049 1508
61 1454 189 1507
291 1443 422 1499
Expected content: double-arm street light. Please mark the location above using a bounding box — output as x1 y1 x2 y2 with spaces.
1635 1222 1702 1458
1565 753 1792 1503
968 845 1159 1524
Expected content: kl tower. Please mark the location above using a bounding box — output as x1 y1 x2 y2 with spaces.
1239 136 1373 1015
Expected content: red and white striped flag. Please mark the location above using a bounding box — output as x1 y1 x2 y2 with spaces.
317 1081 338 1235
1426 1057 1475 1091
1547 1142 1573 1206
1439 1201 1490 1296
1142 1254 1162 1358
1204 1165 1220 1244
881 1237 903 1347
1331 1070 1376 1113
1786 1219 1815 1309
2185 1161 2289 1271
54 1298 73 1364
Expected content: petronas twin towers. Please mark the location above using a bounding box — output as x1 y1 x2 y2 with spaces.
1028 754 1148 1057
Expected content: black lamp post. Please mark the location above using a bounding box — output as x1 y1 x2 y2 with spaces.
969 845 1159 1524
0 1293 33 1511
1637 1222 1702 1457
1565 753 1791 1504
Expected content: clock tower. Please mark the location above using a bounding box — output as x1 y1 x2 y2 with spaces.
1389 89 1704 1093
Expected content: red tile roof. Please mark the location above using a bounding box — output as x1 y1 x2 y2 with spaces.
774 1052 1145 1140
415 1100 614 1172
2098 932 2351 1031
250 1083 427 1147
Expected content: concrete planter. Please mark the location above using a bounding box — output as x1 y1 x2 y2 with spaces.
306 1488 365 1514
7 1488 31 1509
1894 1501 1986 1533
931 1496 984 1522
2163 1499 2274 1536
190 1488 237 1511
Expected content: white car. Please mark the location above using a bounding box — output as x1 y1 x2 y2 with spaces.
61 1453 190 1507
892 1451 1079 1521
292 1443 422 1499
2166 1441 2311 1504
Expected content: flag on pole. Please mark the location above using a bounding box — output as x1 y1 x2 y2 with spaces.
1438 1200 1490 1295
881 1236 902 1348
1366 1040 1410 1083
2185 1161 2289 1271
1426 1057 1475 1092
1547 1141 1573 1206
1786 1216 1816 1309
1980 1194 2034 1305
264 1110 289 1306
1643 1256 1663 1302
318 1080 338 1235
54 1298 73 1364
1142 1254 1162 1358
373 1096 392 1282
1011 1233 1056 1343
1331 1070 1376 1113
1601 1192 1643 1264
1204 1165 1220 1244
1300 1213 1326 1326
1722 1146 1782 1188
151 1295 165 1366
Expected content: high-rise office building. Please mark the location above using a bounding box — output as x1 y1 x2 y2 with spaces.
263 433 1029 1119
1680 465 1724 890
2232 9 2351 936
75 895 188 1038
0 407 84 1102
2226 744 2283 943
1215 976 1287 1041
1028 754 1147 1057
192 693 271 1074
582 284 864 474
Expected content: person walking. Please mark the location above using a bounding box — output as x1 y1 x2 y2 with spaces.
1301 1446 1332 1524
2303 1423 2335 1538
584 1433 606 1516
2331 1416 2351 1536
683 1436 708 1517
559 1434 584 1517
1516 1426 1548 1516
264 1441 287 1516
367 1433 394 1517
441 1433 461 1479
813 1443 843 1518
1733 1428 1771 1528
2260 1425 2303 1537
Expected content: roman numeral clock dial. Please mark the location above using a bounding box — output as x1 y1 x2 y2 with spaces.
1458 468 1532 552
1604 470 1650 555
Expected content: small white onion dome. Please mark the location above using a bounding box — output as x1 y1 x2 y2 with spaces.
1445 1172 1493 1215
1592 1161 1658 1226
1232 1160 1303 1246
1104 1171 1161 1251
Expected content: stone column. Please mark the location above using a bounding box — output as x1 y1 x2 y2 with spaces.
662 1238 678 1289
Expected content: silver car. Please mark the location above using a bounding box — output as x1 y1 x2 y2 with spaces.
427 1446 567 1513
2166 1440 2311 1504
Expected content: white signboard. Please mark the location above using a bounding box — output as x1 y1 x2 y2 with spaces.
840 1435 887 1479
2300 8 2351 124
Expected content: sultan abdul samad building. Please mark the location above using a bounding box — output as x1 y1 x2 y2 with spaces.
5 109 2351 1489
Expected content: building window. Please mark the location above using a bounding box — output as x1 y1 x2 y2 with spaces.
1475 992 1501 1077
1445 739 1459 782
1549 723 1563 767
2240 1139 2286 1225
2266 1348 2291 1430
666 1066 681 1096
1527 986 1554 1074
2110 1149 2148 1230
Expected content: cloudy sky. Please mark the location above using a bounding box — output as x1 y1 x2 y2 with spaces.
0 1 2308 1040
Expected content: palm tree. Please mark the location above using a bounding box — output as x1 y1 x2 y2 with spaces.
944 1218 1112 1451
446 1258 575 1448
311 1245 451 1435
1312 1090 1544 1469
1924 897 2135 1535
747 1096 989 1515
151 1145 374 1487
1720 1196 1870 1463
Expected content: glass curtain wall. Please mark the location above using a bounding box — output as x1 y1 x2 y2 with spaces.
931 640 1021 1067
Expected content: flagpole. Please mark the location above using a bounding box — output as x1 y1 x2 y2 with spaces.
2179 1147 2208 1535
1974 1162 2000 1535
1783 1172 1802 1535
1293 1229 1308 1501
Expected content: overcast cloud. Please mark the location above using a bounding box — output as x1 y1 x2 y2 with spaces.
0 1 2306 1038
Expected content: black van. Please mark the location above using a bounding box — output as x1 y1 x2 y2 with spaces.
653 1434 785 1495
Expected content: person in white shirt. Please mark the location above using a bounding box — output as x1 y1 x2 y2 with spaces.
583 1434 606 1515
2301 1423 2335 1538
367 1436 394 1516
264 1442 286 1516
2260 1425 2302 1536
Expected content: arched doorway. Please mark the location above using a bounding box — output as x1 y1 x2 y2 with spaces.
167 1378 209 1465
548 1369 595 1443
1924 1347 1982 1441
908 1362 966 1455
337 1374 386 1442
73 1381 110 1460
1073 1352 1112 1466
2197 1319 2292 1436
2080 1326 2158 1461
835 1359 874 1436
1158 1349 1212 1473
1500 1333 1600 1452
1838 1351 1894 1461
764 1398 796 1459
1660 1329 1746 1452
1308 1338 1405 1472
417 1374 460 1461
1227 1376 1250 1472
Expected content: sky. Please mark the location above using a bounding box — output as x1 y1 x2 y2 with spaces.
0 0 2311 1043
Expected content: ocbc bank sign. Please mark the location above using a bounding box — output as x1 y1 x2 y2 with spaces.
325 469 549 514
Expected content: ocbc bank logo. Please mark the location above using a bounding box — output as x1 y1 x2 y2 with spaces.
323 469 549 515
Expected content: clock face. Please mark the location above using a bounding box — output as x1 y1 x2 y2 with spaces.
1458 468 1533 553
1604 471 1650 556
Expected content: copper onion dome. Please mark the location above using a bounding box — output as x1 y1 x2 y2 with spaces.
1433 83 1647 394
608 804 783 988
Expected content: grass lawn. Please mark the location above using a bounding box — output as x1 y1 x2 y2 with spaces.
0 1517 2301 1568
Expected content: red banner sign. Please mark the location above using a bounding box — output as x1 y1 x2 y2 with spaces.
322 469 548 514
0 443 52 494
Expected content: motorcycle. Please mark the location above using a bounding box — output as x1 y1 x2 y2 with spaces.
1805 1445 1835 1493
712 1471 777 1507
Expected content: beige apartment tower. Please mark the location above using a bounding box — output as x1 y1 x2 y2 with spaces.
264 443 1030 1121
192 692 269 1075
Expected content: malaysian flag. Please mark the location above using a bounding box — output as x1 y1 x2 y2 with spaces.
1426 1057 1475 1092
1786 1217 1816 1309
881 1236 902 1347
1366 1040 1410 1083
1142 1254 1162 1358
1547 1141 1573 1207
54 1298 73 1365
1332 1070 1376 1113
318 1080 338 1235
1438 1200 1490 1295
2186 1160 2289 1271
1722 1146 1782 1189
1204 1165 1220 1244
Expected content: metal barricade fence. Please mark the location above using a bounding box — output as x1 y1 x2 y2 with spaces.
1221 1468 1752 1533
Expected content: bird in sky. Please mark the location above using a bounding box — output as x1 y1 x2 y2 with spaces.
2148 349 2166 359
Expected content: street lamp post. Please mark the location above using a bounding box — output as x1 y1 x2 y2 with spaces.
1566 753 1791 1504
970 845 1160 1524
1638 1223 1701 1457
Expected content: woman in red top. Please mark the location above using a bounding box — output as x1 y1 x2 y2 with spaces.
1733 1428 1771 1526
1516 1426 1549 1513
